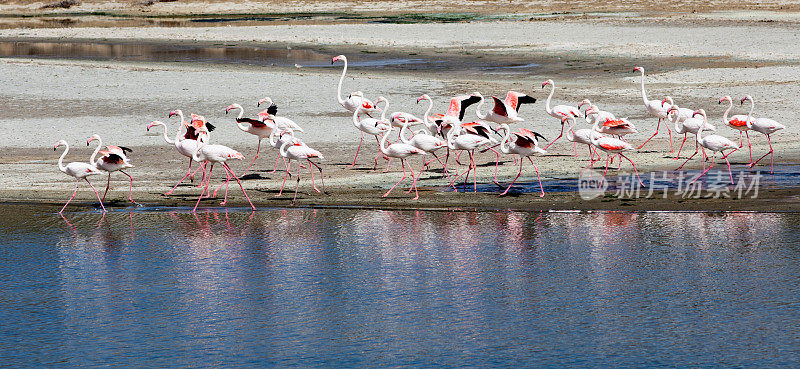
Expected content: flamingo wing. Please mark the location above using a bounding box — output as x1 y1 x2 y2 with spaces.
512 133 535 148
518 128 547 142
102 153 125 165
238 117 269 128
491 96 509 117
505 91 537 112
266 103 278 116
446 95 481 121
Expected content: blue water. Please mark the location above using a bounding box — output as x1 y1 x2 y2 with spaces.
2 205 799 367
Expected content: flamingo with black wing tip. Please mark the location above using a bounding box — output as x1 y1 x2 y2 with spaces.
54 140 105 213
668 105 715 164
351 98 391 169
474 91 536 124
588 114 645 187
257 97 304 133
146 120 208 195
87 134 136 204
633 67 673 151
542 79 581 151
226 103 276 176
741 95 785 173
190 131 254 211
495 123 547 196
686 110 738 184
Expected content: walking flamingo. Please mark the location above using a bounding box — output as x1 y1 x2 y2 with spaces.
351 99 391 169
564 115 599 164
719 95 753 158
633 66 673 151
146 120 207 195
379 125 425 199
741 95 785 172
87 134 135 203
668 106 715 163
332 55 380 116
191 132 254 211
588 128 645 187
399 120 447 172
275 131 326 204
226 103 275 176
446 121 495 192
256 97 305 133
495 123 547 196
686 110 738 184
542 79 581 150
585 105 637 138
54 140 106 213
661 96 695 122
474 91 536 124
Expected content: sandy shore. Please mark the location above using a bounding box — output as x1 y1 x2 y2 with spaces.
1 10 800 211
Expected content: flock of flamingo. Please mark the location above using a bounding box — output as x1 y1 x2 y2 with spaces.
53 55 786 213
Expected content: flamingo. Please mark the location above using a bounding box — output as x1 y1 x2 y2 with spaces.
542 79 581 150
473 91 536 124
389 111 424 130
633 66 673 151
146 120 206 195
564 115 599 164
53 140 106 213
256 97 305 133
275 131 326 204
578 99 615 122
191 131 254 211
379 125 425 199
170 110 215 141
332 55 380 116
687 110 738 184
588 127 645 187
351 98 391 169
668 106 715 163
446 121 494 192
585 105 637 138
87 134 135 204
719 95 753 151
495 123 547 196
226 103 275 176
399 120 447 172
741 95 785 172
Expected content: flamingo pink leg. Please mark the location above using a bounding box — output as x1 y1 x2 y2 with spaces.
60 178 80 214
674 134 687 160
120 170 136 204
166 162 201 196
292 161 302 204
222 163 255 210
308 160 326 194
85 178 107 212
308 159 320 193
601 155 611 184
750 134 774 173
637 118 662 150
619 153 645 187
544 123 565 151
745 131 753 165
500 156 524 196
349 132 364 168
676 148 699 171
102 173 111 202
383 159 408 197
218 167 232 205
722 150 735 184
689 155 716 185
193 164 210 212
241 138 262 177
276 160 291 197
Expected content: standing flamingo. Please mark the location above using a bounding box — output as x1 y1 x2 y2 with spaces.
719 95 753 158
542 79 581 150
633 66 673 151
585 105 637 139
87 134 135 203
351 99 391 169
474 91 536 124
191 132 254 211
661 96 695 122
54 140 106 213
668 106 715 163
687 110 738 184
256 97 305 133
332 55 380 116
495 123 547 196
564 115 599 164
146 121 206 195
399 121 447 172
446 121 494 192
741 95 785 172
226 103 275 176
379 125 425 199
275 131 326 205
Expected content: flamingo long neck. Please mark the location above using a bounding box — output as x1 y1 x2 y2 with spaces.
499 124 511 154
671 112 685 134
696 113 705 142
280 137 291 157
475 94 487 120
566 118 576 142
638 69 649 104
336 58 347 106
173 120 184 144
89 137 102 164
233 106 250 132
421 98 435 134
545 83 555 115
722 99 733 124
57 143 68 173
269 129 279 147
154 122 175 145
380 126 392 154
193 135 207 161
379 100 388 122
399 123 412 144
446 121 460 150
745 98 755 129
352 107 361 128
